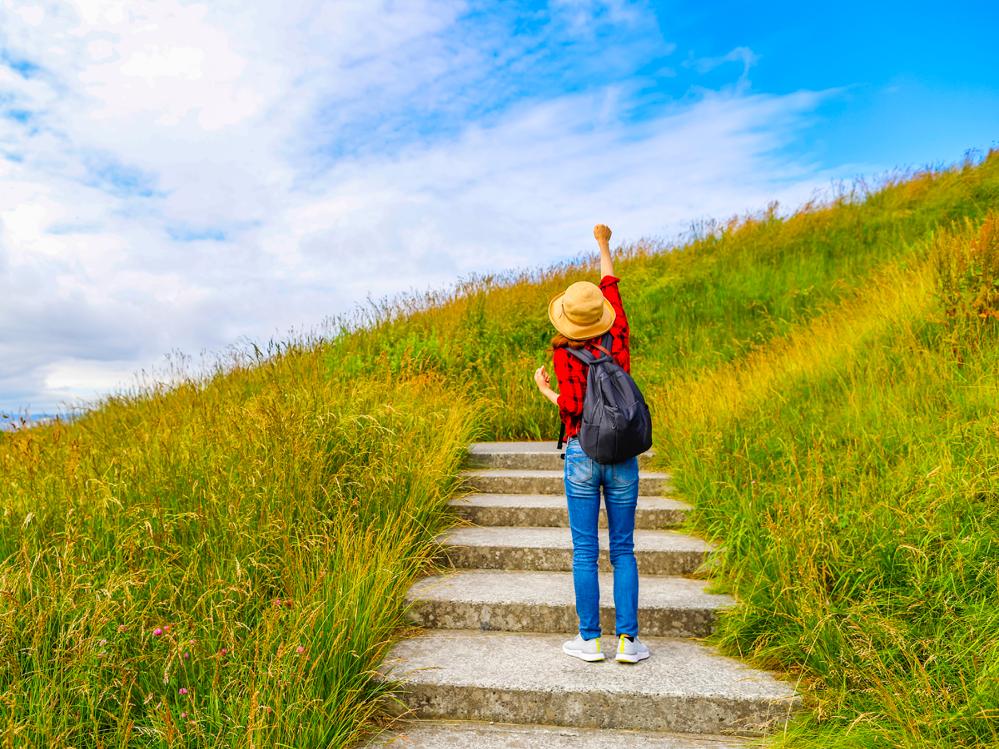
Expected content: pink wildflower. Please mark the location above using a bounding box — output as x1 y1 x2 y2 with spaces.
180 711 188 719
296 645 305 654
153 628 163 637
179 687 189 696
183 651 190 660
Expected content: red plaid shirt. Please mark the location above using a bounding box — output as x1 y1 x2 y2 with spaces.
554 275 630 440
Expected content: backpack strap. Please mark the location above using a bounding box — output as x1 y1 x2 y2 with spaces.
592 332 613 359
565 333 614 364
564 345 597 365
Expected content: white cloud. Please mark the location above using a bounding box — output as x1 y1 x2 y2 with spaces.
551 0 646 33
0 1 854 412
687 45 760 86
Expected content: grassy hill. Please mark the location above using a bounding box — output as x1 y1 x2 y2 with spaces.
2 151 998 748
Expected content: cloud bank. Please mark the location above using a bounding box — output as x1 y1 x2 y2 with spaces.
1 1 847 412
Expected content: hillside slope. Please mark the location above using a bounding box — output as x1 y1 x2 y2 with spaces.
1 152 997 748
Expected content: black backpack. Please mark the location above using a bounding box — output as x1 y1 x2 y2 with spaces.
557 333 653 464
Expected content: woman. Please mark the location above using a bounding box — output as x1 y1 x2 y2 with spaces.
532 224 650 664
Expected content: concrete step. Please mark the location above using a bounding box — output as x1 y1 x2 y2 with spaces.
369 720 750 748
381 630 800 736
451 493 690 529
467 441 656 471
407 570 733 638
441 526 712 576
462 468 672 496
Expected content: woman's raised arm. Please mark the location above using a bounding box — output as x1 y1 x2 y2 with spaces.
594 224 614 278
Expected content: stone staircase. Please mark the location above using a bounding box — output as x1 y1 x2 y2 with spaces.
370 442 799 747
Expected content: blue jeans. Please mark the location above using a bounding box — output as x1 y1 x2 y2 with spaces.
563 437 639 639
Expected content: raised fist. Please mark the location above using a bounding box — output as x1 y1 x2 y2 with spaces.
593 224 612 244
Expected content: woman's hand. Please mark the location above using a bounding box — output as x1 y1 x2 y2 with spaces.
534 365 550 392
534 366 560 407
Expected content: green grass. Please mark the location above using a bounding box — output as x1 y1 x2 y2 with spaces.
1 357 478 747
2 151 998 747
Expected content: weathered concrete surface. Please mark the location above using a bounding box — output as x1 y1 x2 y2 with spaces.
442 526 712 576
368 720 749 748
451 493 690 529
467 441 658 471
462 468 672 497
406 570 733 637
381 630 800 736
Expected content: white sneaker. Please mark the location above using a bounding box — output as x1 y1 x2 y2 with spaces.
615 635 650 663
562 635 605 662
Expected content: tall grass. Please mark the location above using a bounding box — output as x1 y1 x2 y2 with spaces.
0 347 478 747
655 224 999 747
1 151 997 747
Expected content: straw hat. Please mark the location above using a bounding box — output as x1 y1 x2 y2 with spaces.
548 281 616 340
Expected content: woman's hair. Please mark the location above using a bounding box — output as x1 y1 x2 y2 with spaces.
551 332 590 350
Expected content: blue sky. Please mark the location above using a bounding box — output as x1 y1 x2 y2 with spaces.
0 0 996 413
658 0 999 167
296 0 999 170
